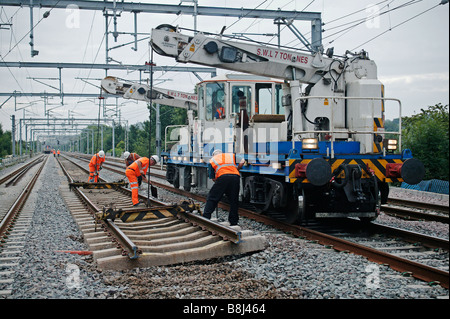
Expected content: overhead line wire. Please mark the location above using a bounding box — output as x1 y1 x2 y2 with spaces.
0 0 62 60
351 2 443 51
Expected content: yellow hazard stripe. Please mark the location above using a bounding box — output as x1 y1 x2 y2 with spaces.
288 158 405 183
159 209 175 217
121 212 158 222
373 117 383 153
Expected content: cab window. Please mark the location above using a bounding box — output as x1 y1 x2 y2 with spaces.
275 84 284 115
231 85 252 116
205 82 225 121
254 83 284 115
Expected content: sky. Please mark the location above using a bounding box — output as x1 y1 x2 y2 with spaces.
0 0 448 139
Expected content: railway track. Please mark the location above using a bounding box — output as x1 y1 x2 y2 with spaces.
387 197 449 214
56 154 266 270
154 181 450 289
382 199 449 224
2 153 447 298
0 155 47 297
76 153 449 223
68 152 449 288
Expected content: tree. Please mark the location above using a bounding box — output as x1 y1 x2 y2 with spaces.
402 103 449 180
0 124 12 158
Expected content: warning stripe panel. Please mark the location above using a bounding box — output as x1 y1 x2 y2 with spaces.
120 208 178 223
373 117 383 153
288 158 404 184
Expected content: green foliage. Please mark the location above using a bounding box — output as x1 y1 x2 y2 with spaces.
384 118 399 139
402 103 449 180
0 124 12 158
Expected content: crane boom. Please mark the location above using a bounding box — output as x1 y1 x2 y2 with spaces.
150 27 340 84
101 76 197 110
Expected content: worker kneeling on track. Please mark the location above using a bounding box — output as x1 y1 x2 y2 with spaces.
126 155 158 206
203 150 245 226
88 150 105 183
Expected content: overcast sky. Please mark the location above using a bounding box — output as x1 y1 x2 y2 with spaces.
0 0 448 136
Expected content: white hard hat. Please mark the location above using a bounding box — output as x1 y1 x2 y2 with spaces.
98 150 105 158
212 149 222 156
123 151 130 159
151 155 159 164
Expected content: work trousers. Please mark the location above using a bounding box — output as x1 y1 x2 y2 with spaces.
203 174 240 225
126 168 140 205
88 164 99 183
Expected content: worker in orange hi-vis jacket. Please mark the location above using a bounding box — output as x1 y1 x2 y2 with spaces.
57 150 60 157
203 149 245 226
123 151 142 187
125 155 159 206
88 150 106 183
123 151 141 166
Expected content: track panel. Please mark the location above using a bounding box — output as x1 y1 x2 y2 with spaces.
57 155 267 270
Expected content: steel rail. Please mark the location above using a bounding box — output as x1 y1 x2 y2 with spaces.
5 157 44 187
82 152 448 286
387 198 449 214
177 210 242 244
60 154 168 206
0 155 45 185
57 155 243 258
70 152 448 286
69 154 242 243
0 155 48 238
367 222 449 250
56 156 141 259
382 205 449 224
240 206 449 288
148 178 449 288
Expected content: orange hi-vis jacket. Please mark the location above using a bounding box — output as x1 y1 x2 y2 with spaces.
126 153 141 166
217 107 225 118
210 153 240 179
89 153 105 170
127 157 149 177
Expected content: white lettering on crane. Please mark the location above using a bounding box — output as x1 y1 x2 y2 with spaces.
167 91 198 100
256 48 309 64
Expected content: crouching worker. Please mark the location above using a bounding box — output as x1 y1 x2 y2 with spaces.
125 155 158 207
88 150 105 183
203 150 245 226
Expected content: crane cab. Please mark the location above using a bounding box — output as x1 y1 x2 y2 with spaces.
164 74 286 191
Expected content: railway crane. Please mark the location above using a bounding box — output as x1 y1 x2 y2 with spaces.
124 24 426 223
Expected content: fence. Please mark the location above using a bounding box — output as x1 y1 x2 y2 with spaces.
0 154 31 169
402 179 449 195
